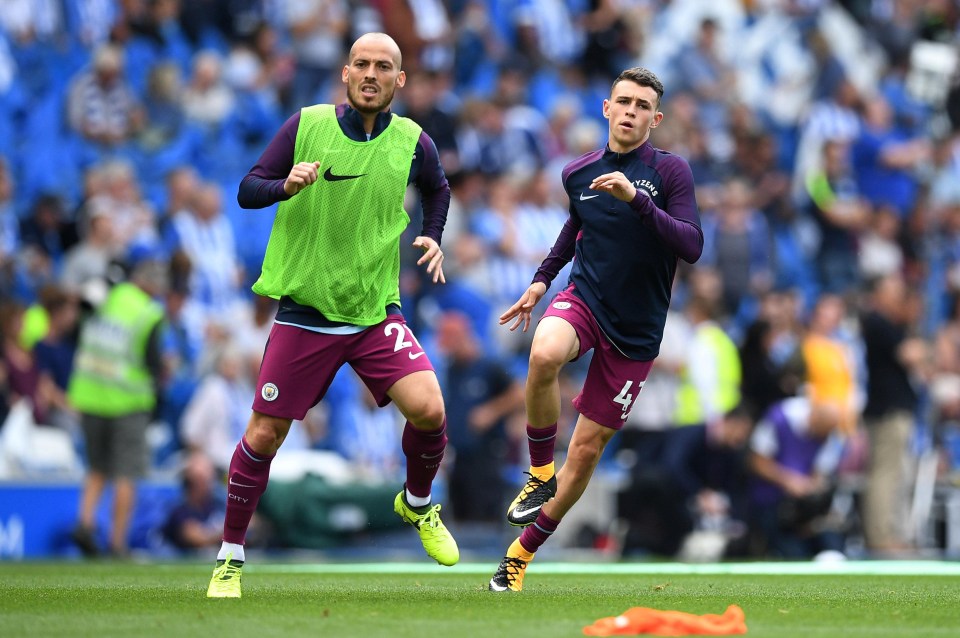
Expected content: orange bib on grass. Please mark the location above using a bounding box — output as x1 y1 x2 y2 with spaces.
582 604 747 636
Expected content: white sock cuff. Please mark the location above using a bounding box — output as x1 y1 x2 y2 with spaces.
218 541 245 563
405 489 431 508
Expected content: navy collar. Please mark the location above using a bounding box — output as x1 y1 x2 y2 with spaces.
339 103 394 141
604 139 652 163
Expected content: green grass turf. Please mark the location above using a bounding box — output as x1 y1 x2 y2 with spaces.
0 562 958 638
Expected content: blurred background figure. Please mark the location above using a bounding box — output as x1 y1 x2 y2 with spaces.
803 140 871 296
617 403 754 558
859 273 930 553
67 43 144 153
182 50 235 130
435 310 524 523
739 289 807 422
674 295 742 429
329 378 405 484
67 246 168 558
0 300 53 426
747 397 847 559
281 0 348 110
163 181 242 321
60 196 120 293
699 178 773 331
801 293 860 438
179 343 251 476
162 451 224 553
31 284 81 433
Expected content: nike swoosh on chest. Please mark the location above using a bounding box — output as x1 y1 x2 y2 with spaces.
323 167 366 181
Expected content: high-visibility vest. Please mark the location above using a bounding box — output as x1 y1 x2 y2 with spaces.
674 323 741 426
68 283 163 417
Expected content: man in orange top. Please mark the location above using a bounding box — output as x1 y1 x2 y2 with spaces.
802 294 858 435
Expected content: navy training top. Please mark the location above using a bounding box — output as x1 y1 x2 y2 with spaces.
533 141 703 360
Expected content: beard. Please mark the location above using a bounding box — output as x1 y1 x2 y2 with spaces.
347 82 395 114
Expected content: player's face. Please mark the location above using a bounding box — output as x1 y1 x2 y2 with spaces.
342 40 405 114
602 81 663 153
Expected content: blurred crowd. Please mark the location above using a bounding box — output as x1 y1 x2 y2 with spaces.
2 0 960 558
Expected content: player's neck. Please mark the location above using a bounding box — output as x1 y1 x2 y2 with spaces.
609 134 649 154
347 101 386 135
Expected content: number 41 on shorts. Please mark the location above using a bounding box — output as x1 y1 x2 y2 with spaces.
614 380 644 420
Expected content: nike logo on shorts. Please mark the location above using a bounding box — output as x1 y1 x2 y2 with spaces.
409 351 425 360
323 167 366 182
229 477 257 489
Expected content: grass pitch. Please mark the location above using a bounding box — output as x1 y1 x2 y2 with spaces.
1 561 958 637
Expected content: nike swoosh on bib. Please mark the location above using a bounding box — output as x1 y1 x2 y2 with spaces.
323 167 366 182
579 193 600 200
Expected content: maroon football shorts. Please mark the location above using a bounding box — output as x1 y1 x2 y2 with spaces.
540 288 654 429
252 314 435 420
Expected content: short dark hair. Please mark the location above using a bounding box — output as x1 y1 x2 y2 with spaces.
723 401 755 424
611 67 664 105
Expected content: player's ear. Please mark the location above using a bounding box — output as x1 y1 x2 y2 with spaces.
396 70 406 89
650 111 664 128
602 98 611 119
341 65 350 84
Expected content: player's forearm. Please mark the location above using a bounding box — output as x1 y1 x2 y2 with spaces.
533 216 579 285
415 133 451 244
237 175 291 209
419 184 450 245
629 192 704 263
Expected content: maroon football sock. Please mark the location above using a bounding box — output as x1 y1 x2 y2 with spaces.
222 437 275 545
401 420 447 499
519 511 560 554
527 423 558 468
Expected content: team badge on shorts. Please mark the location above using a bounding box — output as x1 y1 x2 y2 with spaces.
553 301 572 310
261 383 279 401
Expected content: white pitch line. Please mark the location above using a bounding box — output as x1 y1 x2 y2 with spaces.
244 560 960 577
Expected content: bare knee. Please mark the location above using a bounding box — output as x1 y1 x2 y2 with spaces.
569 440 602 467
390 371 446 430
404 393 446 431
566 437 608 479
244 413 291 455
528 343 567 382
